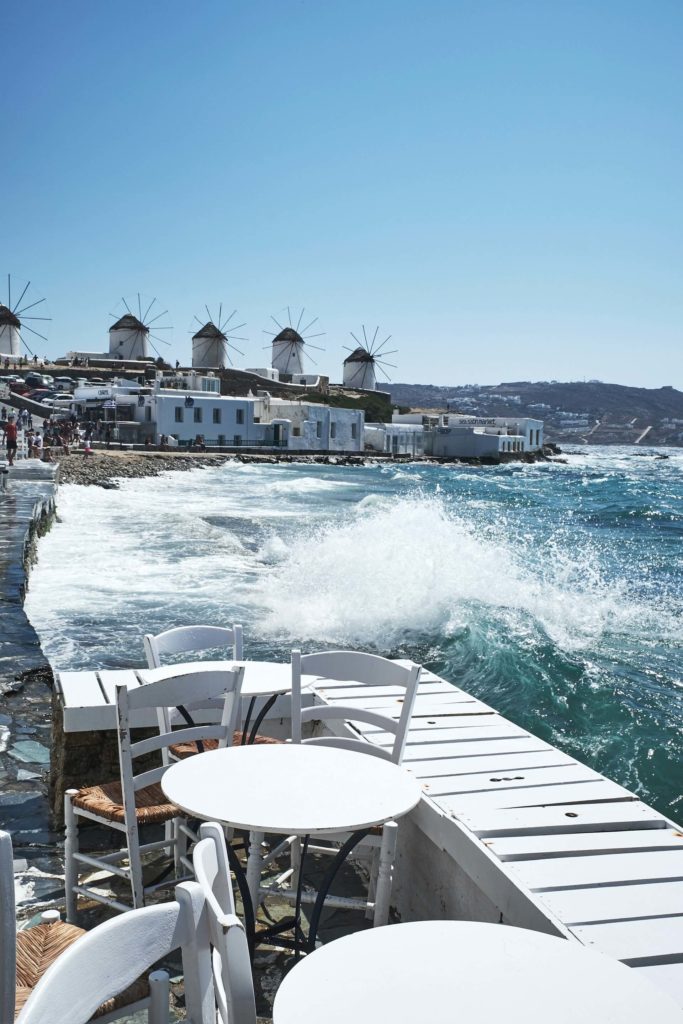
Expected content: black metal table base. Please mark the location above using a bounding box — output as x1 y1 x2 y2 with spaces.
227 828 371 962
241 694 280 745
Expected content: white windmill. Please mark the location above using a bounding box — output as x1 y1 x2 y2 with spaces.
108 295 172 361
0 275 51 359
263 307 325 376
342 326 397 390
191 305 247 368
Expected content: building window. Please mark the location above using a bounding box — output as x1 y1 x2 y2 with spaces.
236 409 244 424
351 423 357 439
292 426 301 437
217 435 225 445
254 416 260 423
213 408 221 424
145 406 151 422
233 435 242 446
194 407 202 423
330 422 337 439
175 406 184 423
316 421 322 438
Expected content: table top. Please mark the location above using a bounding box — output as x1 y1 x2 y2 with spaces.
139 660 301 698
161 743 422 835
273 920 683 1024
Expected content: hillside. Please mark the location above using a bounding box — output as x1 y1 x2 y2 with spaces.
387 381 683 446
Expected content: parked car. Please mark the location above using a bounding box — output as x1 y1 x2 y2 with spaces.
54 377 75 392
24 372 51 389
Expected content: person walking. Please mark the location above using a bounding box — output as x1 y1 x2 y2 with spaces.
4 415 18 466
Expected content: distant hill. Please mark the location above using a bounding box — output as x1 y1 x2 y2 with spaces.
387 381 683 446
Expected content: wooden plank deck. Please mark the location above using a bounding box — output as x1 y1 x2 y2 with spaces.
316 673 683 1004
57 664 683 1004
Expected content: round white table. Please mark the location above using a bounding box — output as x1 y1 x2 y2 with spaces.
138 660 296 699
162 744 422 952
161 743 421 836
273 920 683 1023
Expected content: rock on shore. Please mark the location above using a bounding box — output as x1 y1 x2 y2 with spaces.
57 451 233 487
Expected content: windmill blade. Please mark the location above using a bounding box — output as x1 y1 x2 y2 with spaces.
300 316 319 335
305 351 319 367
224 321 247 334
205 304 213 324
137 293 142 320
218 303 222 329
349 332 364 348
362 325 369 347
295 307 305 331
228 343 245 357
146 309 169 327
149 333 172 347
305 342 325 351
270 315 285 330
375 348 398 357
21 336 36 357
370 326 379 349
194 315 205 328
20 323 49 343
122 297 133 315
19 316 52 322
226 334 248 343
15 297 47 316
304 332 325 340
7 275 10 310
12 280 30 313
342 345 358 353
142 297 156 323
287 306 292 327
221 309 238 331
374 358 397 370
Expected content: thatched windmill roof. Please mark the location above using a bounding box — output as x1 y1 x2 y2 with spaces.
0 304 21 328
110 314 148 332
192 322 226 341
273 327 304 345
344 346 374 365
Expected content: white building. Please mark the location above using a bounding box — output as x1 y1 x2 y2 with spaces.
71 372 364 452
434 416 544 452
365 422 424 456
108 314 149 361
271 328 306 376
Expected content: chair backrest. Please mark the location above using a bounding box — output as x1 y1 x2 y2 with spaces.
291 650 421 764
116 667 244 812
16 882 213 1024
193 823 256 1024
144 624 244 669
0 830 17 1024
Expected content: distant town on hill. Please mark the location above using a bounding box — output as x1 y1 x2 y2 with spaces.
387 381 683 447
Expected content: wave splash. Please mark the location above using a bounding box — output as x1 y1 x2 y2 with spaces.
253 496 667 651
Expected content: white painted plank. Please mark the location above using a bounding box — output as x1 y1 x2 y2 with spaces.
367 723 531 744
403 738 555 760
408 750 577 781
459 802 667 837
58 671 107 708
542 882 683 925
572 916 683 963
441 779 633 815
97 669 144 704
426 763 602 797
317 680 454 699
510 850 683 891
634 963 683 1006
487 828 683 861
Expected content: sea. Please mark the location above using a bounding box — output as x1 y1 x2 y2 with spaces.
25 446 683 819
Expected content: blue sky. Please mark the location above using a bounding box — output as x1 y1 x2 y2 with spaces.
3 0 681 388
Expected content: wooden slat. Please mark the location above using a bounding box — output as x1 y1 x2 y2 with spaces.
408 750 577 781
487 828 683 861
572 916 683 964
403 738 554 760
57 671 107 708
367 723 531 743
509 850 683 892
442 779 633 815
317 681 454 699
426 763 602 797
634 964 683 1005
97 669 144 704
459 802 667 837
542 882 683 925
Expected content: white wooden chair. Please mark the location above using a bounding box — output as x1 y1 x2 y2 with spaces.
64 666 244 920
193 823 257 1024
1 830 161 1022
16 882 212 1024
284 650 422 928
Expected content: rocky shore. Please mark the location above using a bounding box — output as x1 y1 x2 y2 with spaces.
55 446 561 486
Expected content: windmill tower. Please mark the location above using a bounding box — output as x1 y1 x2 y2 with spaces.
108 295 171 361
342 326 397 390
0 276 51 358
263 307 325 377
191 305 247 368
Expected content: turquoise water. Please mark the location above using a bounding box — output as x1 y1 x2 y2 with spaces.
26 447 683 817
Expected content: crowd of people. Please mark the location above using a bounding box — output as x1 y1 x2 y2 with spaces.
0 406 84 464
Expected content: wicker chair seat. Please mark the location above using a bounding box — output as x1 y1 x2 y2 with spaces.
14 921 150 1020
72 781 179 824
170 730 282 760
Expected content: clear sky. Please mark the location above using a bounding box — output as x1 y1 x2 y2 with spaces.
3 0 681 389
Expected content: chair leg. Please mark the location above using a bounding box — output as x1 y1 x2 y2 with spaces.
290 835 302 892
372 821 398 927
148 969 170 1024
365 846 381 921
126 823 144 909
246 830 265 913
64 789 79 923
174 816 188 877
